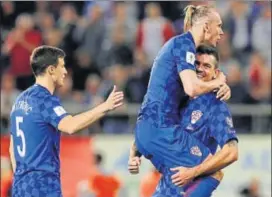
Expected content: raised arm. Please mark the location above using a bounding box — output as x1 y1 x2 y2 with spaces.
58 86 123 134
180 69 227 98
172 40 230 99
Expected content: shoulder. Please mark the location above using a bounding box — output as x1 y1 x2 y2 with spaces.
211 98 230 114
28 85 58 106
193 93 216 106
173 33 195 49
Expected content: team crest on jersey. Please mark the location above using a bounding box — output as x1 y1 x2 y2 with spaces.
190 146 202 157
226 117 233 128
191 110 203 124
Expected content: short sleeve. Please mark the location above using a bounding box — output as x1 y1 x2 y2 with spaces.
172 38 196 73
209 101 238 148
40 96 69 129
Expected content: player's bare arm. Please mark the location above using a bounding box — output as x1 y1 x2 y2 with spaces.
171 139 238 186
179 70 230 100
9 135 16 172
58 85 123 134
194 139 238 175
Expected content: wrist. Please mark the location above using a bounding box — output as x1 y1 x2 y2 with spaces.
101 102 111 114
193 164 203 178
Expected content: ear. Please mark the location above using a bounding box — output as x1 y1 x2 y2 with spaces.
214 69 220 78
204 22 210 33
48 65 55 75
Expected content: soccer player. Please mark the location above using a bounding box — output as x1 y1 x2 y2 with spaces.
129 4 229 182
9 46 124 197
129 44 239 197
157 44 239 196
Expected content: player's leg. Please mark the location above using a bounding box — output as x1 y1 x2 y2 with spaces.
136 121 211 169
12 175 63 197
152 169 184 197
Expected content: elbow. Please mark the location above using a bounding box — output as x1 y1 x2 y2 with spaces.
58 116 77 135
61 124 77 135
184 86 197 97
66 126 77 135
229 150 239 163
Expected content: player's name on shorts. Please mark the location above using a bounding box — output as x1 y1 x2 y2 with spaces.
12 101 32 115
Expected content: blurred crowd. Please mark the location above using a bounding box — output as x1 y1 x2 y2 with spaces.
1 1 271 134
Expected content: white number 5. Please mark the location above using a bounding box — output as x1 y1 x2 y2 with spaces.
16 117 26 157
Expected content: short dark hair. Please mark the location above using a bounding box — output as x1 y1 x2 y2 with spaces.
30 45 65 76
196 44 219 68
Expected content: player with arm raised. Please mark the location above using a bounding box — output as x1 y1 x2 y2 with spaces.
9 46 123 197
164 45 238 196
130 5 228 176
129 45 239 197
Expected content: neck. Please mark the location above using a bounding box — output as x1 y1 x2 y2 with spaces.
35 76 55 95
188 29 204 47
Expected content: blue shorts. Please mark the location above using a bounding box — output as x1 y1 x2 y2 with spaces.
153 171 220 197
135 120 211 172
12 173 62 197
183 176 220 197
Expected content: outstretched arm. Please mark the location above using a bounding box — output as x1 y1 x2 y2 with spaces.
58 86 124 134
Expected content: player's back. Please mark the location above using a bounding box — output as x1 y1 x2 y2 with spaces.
138 32 196 127
10 84 66 196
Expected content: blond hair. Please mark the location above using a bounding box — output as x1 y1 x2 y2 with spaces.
183 5 215 32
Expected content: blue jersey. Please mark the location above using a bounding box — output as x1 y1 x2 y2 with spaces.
154 93 238 197
181 92 238 154
138 32 196 127
10 84 68 197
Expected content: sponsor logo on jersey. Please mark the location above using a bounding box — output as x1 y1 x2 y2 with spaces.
191 110 203 124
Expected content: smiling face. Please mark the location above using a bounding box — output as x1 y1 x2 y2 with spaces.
195 53 218 82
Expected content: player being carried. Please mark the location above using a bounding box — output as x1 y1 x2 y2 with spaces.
9 46 124 197
128 4 235 196
158 45 238 196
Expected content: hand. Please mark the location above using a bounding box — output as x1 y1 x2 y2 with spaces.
128 156 141 174
216 83 231 101
170 166 197 187
105 85 124 111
